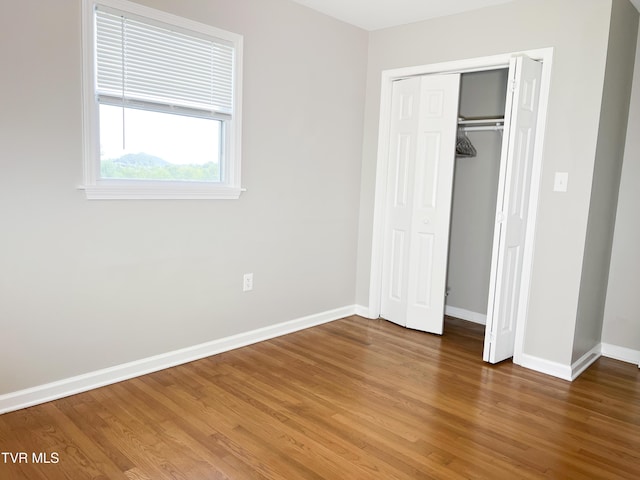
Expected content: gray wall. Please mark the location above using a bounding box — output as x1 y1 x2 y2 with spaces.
356 0 613 366
446 70 507 317
573 0 639 362
0 0 368 395
602 11 640 354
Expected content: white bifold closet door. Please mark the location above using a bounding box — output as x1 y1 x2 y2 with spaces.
380 74 460 334
483 55 543 363
379 55 543 361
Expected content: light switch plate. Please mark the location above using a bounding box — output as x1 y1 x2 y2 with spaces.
554 172 569 192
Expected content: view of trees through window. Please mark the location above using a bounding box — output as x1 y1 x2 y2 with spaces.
99 105 222 182
100 153 220 181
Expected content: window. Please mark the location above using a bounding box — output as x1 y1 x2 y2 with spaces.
81 0 243 199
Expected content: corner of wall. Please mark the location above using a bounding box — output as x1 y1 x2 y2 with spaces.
573 0 639 363
602 1 640 356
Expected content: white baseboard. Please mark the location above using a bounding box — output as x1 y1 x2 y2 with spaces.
445 306 487 325
518 345 602 381
570 345 601 380
518 353 573 381
0 305 356 415
354 304 376 319
601 343 640 365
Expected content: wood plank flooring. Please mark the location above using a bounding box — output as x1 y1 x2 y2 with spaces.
1 316 639 479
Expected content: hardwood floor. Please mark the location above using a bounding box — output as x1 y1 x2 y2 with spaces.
1 316 639 479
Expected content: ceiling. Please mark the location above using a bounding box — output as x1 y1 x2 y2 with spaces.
288 0 516 31
290 0 640 31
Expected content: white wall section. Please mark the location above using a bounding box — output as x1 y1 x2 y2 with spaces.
0 0 368 396
573 0 639 363
602 3 640 357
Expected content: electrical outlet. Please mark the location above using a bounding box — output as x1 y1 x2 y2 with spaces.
243 273 253 292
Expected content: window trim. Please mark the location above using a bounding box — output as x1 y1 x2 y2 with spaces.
81 0 243 200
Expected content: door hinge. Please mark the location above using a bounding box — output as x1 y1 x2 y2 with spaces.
496 211 505 224
509 79 517 94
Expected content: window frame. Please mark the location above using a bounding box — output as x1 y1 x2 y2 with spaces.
81 0 244 200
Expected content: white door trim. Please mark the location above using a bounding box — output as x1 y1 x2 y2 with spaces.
368 48 554 365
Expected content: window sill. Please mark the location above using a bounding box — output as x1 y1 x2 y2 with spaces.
79 182 244 200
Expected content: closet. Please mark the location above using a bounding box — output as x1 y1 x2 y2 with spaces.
445 69 508 329
376 55 543 364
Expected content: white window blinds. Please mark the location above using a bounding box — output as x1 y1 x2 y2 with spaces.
95 7 234 115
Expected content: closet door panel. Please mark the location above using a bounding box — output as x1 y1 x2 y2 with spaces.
380 73 460 334
484 56 542 363
406 75 459 333
380 78 421 327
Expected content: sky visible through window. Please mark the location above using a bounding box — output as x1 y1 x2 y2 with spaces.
99 105 222 182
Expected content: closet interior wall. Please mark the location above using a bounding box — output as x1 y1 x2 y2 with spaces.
446 69 508 325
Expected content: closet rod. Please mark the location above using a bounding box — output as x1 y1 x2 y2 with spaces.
462 125 504 132
458 117 504 126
